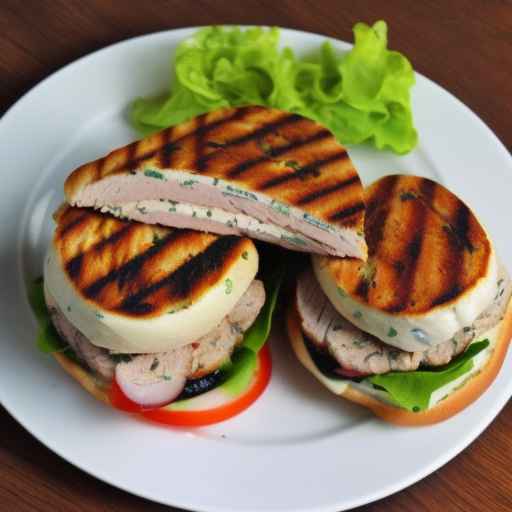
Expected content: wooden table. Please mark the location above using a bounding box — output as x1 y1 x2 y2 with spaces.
1 1 510 510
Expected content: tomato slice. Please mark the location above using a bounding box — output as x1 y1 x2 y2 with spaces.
109 345 272 426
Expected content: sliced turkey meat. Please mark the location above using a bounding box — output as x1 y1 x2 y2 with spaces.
190 279 266 378
296 270 510 375
227 279 265 331
45 291 115 381
64 107 368 259
45 279 265 405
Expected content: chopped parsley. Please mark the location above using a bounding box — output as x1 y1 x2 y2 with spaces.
285 160 300 170
223 185 258 201
387 327 398 337
280 234 307 246
359 260 376 286
153 233 165 246
241 251 249 260
337 287 347 298
303 213 332 232
257 139 273 155
144 169 165 180
225 278 233 295
271 200 290 216
168 303 190 314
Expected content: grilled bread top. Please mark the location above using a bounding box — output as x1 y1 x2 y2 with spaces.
313 175 499 351
44 206 259 353
64 106 365 244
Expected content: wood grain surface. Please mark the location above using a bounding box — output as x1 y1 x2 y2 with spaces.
1 1 511 511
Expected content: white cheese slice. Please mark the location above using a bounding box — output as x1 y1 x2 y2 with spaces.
313 252 499 352
44 241 258 354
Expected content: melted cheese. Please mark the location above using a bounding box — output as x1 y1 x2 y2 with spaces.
313 253 499 352
44 242 258 354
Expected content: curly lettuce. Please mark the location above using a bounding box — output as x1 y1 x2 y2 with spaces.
131 22 417 154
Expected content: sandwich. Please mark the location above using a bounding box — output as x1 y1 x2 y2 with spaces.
63 105 367 259
287 175 512 425
34 205 280 425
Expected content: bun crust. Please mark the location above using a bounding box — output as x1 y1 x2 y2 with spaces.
53 352 111 405
286 298 512 426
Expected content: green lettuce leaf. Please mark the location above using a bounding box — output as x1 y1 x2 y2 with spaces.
368 340 490 412
216 265 283 391
131 22 417 154
242 267 284 353
219 347 257 396
28 278 80 360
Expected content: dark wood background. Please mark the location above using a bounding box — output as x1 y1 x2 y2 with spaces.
1 1 511 511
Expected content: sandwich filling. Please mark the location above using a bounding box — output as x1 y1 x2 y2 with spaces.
44 280 265 406
295 269 511 411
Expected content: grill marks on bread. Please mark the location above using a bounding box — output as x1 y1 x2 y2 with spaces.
321 175 492 314
64 106 364 232
54 206 249 318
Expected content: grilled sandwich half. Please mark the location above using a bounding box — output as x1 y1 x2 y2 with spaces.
64 106 367 259
287 174 511 425
313 175 499 352
45 205 260 354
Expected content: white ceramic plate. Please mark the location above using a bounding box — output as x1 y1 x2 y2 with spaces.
1 27 511 512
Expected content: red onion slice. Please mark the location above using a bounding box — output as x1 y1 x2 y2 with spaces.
114 349 192 408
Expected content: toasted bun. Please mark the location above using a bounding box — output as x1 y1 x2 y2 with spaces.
64 106 366 259
314 175 498 352
286 298 512 426
45 206 258 353
53 352 111 405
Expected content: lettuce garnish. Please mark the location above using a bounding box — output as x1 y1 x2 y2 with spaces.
131 22 417 154
368 340 490 412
